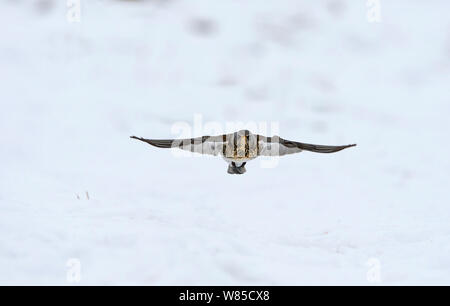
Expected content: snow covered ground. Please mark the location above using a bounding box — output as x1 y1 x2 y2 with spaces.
1 0 450 285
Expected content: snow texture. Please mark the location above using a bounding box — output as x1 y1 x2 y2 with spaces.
1 0 450 285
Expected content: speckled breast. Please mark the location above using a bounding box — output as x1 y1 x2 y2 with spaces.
223 133 258 161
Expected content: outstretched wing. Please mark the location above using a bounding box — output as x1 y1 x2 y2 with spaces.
130 135 226 156
257 135 356 156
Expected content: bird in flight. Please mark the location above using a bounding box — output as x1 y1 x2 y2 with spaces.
131 130 356 175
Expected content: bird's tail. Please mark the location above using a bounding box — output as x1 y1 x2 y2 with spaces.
227 164 246 175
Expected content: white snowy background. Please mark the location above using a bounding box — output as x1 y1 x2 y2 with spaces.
1 0 450 285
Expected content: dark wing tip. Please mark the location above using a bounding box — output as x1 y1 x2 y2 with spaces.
130 136 174 148
329 143 357 152
130 136 147 142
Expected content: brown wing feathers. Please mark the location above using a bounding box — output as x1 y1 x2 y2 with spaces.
280 138 356 153
130 135 213 150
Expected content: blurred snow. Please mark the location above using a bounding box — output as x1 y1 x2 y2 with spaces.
1 0 450 285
